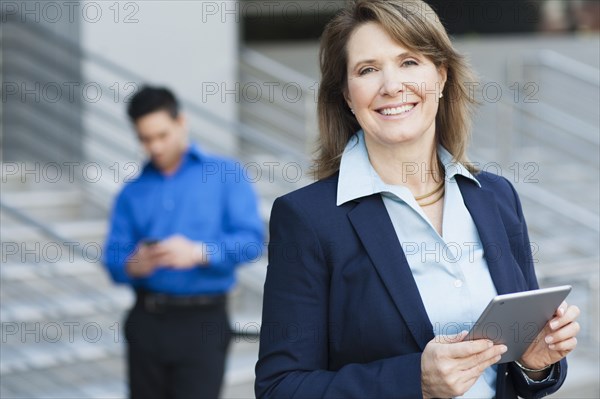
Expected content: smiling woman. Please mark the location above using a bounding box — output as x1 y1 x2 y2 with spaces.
344 22 447 189
315 0 479 183
255 1 580 398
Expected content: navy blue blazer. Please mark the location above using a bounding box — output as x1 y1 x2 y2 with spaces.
256 171 567 399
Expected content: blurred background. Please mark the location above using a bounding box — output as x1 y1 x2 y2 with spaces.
1 0 598 398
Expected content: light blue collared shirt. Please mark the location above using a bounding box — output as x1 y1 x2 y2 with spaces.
337 131 498 398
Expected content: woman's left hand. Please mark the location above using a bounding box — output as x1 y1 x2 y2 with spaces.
519 301 580 370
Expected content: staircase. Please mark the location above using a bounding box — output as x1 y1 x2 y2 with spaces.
1 14 314 396
0 166 272 398
2 15 599 398
1 174 126 397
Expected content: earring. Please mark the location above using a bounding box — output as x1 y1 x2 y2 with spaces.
439 93 444 99
350 108 355 114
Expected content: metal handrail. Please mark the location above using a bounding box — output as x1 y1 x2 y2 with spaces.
3 16 310 168
481 49 600 233
479 80 599 151
241 48 317 89
0 201 85 257
240 48 319 154
526 103 599 146
535 49 600 87
492 161 600 233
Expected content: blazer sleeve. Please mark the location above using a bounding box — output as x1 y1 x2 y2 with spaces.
255 195 424 399
504 178 568 399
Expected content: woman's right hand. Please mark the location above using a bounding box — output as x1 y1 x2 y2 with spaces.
421 331 507 398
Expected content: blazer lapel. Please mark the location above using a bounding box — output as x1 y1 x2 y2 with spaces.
456 176 516 295
348 195 434 350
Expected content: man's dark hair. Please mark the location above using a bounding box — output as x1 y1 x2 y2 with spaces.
127 86 180 122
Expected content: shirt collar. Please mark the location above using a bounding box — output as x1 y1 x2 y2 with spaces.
143 141 204 174
336 130 480 206
437 146 480 187
186 141 205 162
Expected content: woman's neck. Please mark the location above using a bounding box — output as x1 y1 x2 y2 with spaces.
366 137 443 196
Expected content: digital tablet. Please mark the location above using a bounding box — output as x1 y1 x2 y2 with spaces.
464 285 572 363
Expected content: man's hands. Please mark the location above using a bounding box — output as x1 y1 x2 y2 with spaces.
518 301 580 377
126 235 208 277
421 331 506 398
156 235 208 268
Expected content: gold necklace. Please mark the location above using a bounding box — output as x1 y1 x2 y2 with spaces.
414 158 445 207
414 180 444 201
418 187 445 207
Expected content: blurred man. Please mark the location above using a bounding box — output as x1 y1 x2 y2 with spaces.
103 86 264 398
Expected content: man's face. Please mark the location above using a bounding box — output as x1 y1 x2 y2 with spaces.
135 110 187 174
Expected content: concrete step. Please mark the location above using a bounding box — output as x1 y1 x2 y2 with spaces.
0 232 106 266
52 219 107 243
240 102 306 144
1 163 76 193
221 380 255 399
538 260 600 344
222 340 260 398
536 257 600 280
1 190 81 209
0 356 127 399
470 145 599 217
229 261 267 325
521 198 599 261
1 311 127 375
1 324 260 399
0 276 133 323
1 190 106 223
0 258 265 319
0 210 27 227
1 224 49 242
1 261 106 281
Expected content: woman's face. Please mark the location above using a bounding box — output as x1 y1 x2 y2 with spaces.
345 22 447 154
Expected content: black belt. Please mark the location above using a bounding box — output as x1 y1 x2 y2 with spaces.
136 290 227 313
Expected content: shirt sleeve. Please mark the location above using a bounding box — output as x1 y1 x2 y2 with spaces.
518 363 558 384
103 191 138 285
205 172 264 271
508 361 565 398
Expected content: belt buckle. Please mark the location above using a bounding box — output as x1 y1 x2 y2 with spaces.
146 293 168 313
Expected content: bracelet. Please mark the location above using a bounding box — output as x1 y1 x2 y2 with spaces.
514 360 553 373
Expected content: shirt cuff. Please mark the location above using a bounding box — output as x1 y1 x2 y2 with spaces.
519 363 558 385
193 241 209 265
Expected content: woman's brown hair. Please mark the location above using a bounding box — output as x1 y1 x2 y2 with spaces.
315 0 479 179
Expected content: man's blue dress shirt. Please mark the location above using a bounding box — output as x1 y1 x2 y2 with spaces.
103 143 264 295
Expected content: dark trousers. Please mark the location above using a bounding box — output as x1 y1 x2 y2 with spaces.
124 297 232 399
